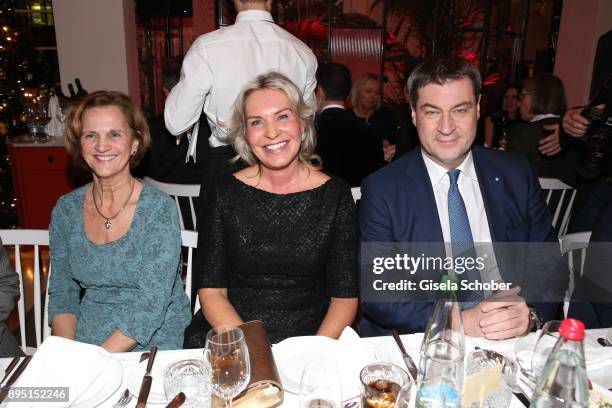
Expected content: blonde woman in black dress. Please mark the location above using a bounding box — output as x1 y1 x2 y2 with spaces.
184 72 359 345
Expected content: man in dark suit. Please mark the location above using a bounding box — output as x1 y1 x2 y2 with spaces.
315 63 385 187
359 56 564 339
138 58 207 185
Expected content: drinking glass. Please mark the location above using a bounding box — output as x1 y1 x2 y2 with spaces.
464 349 517 408
360 362 410 408
416 339 464 407
531 320 562 379
394 382 413 408
163 358 211 408
299 359 342 408
205 327 251 408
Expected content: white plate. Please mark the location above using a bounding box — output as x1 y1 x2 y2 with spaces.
126 349 204 404
71 357 123 408
272 336 342 394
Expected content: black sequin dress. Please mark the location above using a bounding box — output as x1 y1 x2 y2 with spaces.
184 174 359 346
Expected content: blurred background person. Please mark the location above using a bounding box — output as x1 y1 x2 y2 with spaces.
184 72 358 346
506 74 576 185
348 73 397 144
48 91 190 352
568 193 612 328
315 62 384 186
0 237 24 357
137 57 207 185
484 83 522 149
393 81 420 161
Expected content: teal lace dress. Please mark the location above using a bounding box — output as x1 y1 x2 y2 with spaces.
48 182 191 350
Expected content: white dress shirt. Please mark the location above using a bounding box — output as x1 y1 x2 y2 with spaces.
164 10 318 159
422 150 501 286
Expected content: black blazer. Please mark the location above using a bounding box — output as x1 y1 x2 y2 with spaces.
315 107 385 187
507 116 577 186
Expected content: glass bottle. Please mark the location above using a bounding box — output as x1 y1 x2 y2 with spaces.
416 275 465 408
531 318 589 408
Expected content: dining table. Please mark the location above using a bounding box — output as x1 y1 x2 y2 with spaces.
1 327 611 407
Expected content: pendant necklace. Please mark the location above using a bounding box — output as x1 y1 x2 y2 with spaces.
92 177 136 229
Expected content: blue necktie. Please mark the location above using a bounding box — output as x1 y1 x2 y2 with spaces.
447 169 482 306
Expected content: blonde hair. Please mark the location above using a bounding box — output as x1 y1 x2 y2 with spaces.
350 73 382 111
64 90 150 170
228 71 320 169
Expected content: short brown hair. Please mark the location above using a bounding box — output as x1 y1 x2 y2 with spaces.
524 74 567 116
64 91 150 170
350 73 381 111
227 71 320 169
407 55 482 107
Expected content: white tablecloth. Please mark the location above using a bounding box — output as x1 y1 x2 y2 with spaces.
2 328 611 407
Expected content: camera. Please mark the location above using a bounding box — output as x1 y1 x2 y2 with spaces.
577 105 612 180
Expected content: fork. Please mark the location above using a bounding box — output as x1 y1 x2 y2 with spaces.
113 388 132 408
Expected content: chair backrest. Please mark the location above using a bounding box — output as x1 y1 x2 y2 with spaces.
559 231 592 317
539 178 577 238
0 229 50 353
181 229 200 313
145 177 200 230
351 187 362 203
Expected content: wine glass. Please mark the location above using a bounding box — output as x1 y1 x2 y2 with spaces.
299 359 342 408
205 326 251 408
531 320 562 379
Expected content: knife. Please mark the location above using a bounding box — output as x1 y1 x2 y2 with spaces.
0 356 33 403
164 392 186 408
391 329 418 382
513 391 530 406
0 356 20 385
136 345 158 408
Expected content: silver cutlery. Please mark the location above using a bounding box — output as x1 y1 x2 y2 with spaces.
0 356 20 385
597 337 612 347
136 345 158 408
0 356 32 403
391 329 418 382
164 392 186 408
111 351 150 408
113 388 132 408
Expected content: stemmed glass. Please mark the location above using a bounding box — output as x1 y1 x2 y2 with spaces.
531 320 562 379
299 359 342 408
205 326 251 408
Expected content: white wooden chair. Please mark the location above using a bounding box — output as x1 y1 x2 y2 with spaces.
181 229 200 313
539 178 577 238
145 177 200 230
351 187 361 203
0 229 50 354
559 231 592 317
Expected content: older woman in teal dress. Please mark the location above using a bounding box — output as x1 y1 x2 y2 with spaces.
48 91 190 351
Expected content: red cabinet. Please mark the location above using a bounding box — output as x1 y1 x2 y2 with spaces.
8 138 88 229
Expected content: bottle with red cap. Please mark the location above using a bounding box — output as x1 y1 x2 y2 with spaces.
530 318 589 407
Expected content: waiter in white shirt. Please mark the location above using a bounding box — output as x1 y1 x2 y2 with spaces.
164 0 317 206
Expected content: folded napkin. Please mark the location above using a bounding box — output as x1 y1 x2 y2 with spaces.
336 327 377 401
4 336 116 408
